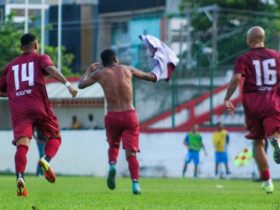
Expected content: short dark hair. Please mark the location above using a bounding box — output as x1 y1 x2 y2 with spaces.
21 33 37 47
100 49 116 66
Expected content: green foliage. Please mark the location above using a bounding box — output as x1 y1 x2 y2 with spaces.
1 176 280 209
0 14 75 77
44 46 76 77
181 0 274 11
0 14 22 69
180 0 280 68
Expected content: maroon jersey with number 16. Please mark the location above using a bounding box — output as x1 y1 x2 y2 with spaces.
234 47 280 139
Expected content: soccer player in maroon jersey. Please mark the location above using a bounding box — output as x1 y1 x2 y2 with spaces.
0 33 77 196
224 26 280 193
78 49 156 194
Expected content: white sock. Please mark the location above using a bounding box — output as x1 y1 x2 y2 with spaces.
265 178 273 185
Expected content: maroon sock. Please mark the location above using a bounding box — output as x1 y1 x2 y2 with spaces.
108 147 119 164
15 145 29 174
45 138 61 159
261 169 270 181
127 155 139 181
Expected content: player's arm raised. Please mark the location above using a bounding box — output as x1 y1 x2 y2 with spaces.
224 73 242 114
45 66 77 98
78 63 100 89
130 67 157 82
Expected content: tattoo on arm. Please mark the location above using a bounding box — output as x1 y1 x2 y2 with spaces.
224 75 241 101
46 66 68 84
78 69 99 89
131 67 157 82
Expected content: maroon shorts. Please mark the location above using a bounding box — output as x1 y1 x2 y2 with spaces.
105 109 139 152
12 110 60 143
243 92 280 140
245 114 280 140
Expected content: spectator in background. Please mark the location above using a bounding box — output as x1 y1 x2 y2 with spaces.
212 122 230 178
70 115 82 129
86 114 98 129
182 124 207 178
33 128 48 176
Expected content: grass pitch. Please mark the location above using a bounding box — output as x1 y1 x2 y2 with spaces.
0 176 279 210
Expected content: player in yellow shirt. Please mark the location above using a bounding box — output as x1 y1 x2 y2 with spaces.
212 122 230 178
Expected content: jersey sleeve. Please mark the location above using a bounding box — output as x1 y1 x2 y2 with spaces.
234 55 246 76
0 66 8 92
40 54 54 74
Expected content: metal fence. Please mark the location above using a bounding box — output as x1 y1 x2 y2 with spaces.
111 8 280 128
2 4 280 129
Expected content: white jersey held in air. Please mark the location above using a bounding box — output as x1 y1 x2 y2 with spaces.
139 34 179 81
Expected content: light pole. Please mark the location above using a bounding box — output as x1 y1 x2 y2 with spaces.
41 0 45 54
24 0 29 33
210 5 218 126
58 0 62 71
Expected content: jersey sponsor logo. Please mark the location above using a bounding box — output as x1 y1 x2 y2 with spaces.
257 87 273 91
16 89 32 96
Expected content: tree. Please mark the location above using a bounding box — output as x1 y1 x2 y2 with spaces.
44 46 75 76
181 0 274 10
0 14 22 70
0 14 75 77
180 0 280 68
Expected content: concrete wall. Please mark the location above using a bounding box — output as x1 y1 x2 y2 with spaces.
0 131 279 179
0 100 11 129
54 107 105 129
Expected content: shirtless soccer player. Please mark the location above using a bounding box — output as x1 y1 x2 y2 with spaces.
78 49 157 195
224 26 280 194
0 33 77 196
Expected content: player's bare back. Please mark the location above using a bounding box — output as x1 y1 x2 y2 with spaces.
96 64 134 112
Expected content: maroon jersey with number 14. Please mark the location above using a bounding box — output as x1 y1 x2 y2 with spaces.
234 47 280 139
0 52 60 142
